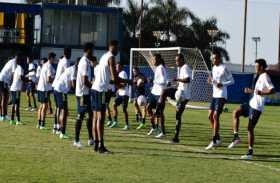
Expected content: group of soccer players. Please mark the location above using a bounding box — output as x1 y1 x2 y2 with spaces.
0 41 275 158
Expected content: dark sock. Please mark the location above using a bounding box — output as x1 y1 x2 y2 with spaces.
142 118 145 124
38 120 41 126
113 116 117 122
75 119 82 142
86 118 93 140
234 133 239 139
136 113 139 122
41 120 45 127
247 149 253 155
108 116 112 122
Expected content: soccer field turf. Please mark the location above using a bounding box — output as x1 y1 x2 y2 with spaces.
0 95 279 183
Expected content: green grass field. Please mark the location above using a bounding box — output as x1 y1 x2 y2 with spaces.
0 95 279 183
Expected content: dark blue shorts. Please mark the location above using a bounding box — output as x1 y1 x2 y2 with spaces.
26 82 35 92
11 91 21 105
209 98 226 114
114 95 129 108
54 91 68 109
91 90 106 112
147 94 160 109
76 95 91 114
0 81 9 93
37 91 49 103
239 103 262 127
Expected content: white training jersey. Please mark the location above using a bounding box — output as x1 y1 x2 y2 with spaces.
36 65 42 83
52 57 69 87
10 65 24 92
249 73 274 112
0 58 17 84
177 64 192 100
211 64 234 99
27 62 37 82
92 51 114 92
37 62 55 92
54 65 76 94
75 55 91 96
117 70 129 96
151 64 168 96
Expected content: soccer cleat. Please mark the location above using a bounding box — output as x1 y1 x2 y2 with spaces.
228 138 241 149
147 128 157 136
155 132 165 139
59 133 70 139
25 107 32 111
106 121 113 127
88 139 94 146
52 128 57 134
170 137 180 144
16 121 23 125
98 146 110 154
73 141 83 149
39 126 47 130
56 130 61 135
0 116 4 121
9 120 16 125
205 140 222 150
240 154 253 160
109 121 118 128
122 125 130 131
30 108 37 112
136 123 146 130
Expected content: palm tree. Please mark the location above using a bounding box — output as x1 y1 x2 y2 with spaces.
149 0 196 44
190 17 230 65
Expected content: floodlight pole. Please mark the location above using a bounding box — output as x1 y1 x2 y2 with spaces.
252 37 261 61
241 0 248 72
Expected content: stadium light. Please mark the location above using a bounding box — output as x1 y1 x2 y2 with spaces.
153 31 161 47
252 36 261 61
207 29 219 53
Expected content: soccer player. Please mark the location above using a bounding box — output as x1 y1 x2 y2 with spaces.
133 67 147 130
110 63 130 130
53 58 78 139
73 43 94 148
0 53 21 121
10 55 25 125
91 40 120 153
52 48 71 134
146 54 168 138
25 56 37 111
228 59 275 160
156 53 192 142
205 51 234 150
37 52 56 129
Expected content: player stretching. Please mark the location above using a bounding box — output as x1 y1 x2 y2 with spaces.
73 43 94 148
0 53 19 121
37 52 56 129
10 55 25 125
25 56 37 111
133 67 147 130
206 51 234 150
52 48 71 134
228 59 275 160
110 63 130 130
147 54 168 138
91 40 120 153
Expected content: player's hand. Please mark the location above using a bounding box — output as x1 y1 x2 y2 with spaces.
256 90 263 95
244 88 253 94
207 76 213 84
216 83 223 88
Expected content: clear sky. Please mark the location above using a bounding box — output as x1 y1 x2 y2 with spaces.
122 0 280 65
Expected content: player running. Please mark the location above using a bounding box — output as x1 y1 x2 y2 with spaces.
52 48 71 135
228 59 275 160
73 43 94 149
132 67 147 130
110 63 130 130
37 52 56 130
205 51 234 150
25 56 37 111
146 54 168 138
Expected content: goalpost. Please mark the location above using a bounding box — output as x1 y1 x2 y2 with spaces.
129 47 212 110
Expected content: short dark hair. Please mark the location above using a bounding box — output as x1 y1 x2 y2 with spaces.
109 40 119 47
154 54 165 66
255 59 267 69
89 56 97 63
42 57 48 63
212 50 221 59
64 47 71 55
48 52 56 59
176 53 184 61
16 51 24 58
83 42 94 52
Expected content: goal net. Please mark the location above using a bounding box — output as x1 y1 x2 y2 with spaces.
129 47 212 110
